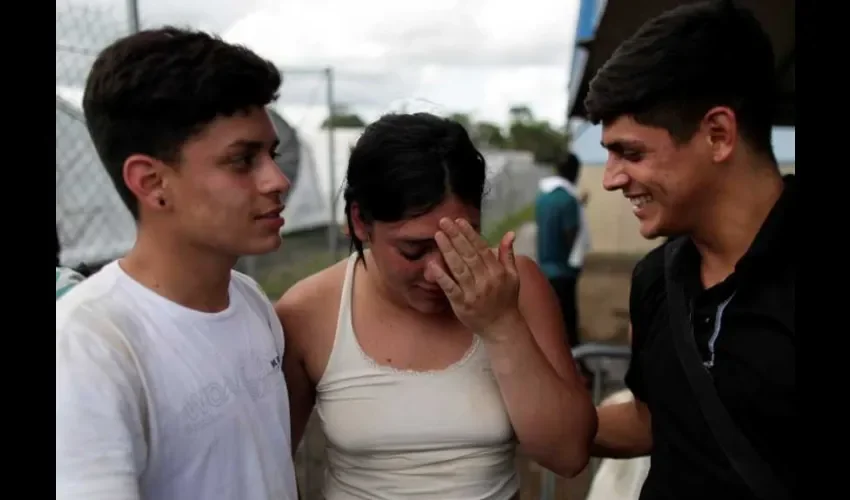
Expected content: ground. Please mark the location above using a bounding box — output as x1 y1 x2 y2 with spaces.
279 223 642 499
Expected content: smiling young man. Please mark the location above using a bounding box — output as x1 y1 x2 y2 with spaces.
585 2 795 500
56 28 298 500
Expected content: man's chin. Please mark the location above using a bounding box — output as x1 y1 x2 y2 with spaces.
641 227 684 241
238 234 283 256
638 217 672 240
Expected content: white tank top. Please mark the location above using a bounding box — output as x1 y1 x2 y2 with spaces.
316 253 519 500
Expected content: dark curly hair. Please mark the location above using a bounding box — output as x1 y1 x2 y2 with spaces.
584 0 776 159
82 26 282 219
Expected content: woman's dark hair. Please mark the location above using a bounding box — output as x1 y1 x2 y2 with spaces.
344 112 487 261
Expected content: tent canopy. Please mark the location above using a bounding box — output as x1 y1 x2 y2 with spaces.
568 0 795 127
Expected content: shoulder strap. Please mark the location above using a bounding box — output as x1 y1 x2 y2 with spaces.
663 240 789 500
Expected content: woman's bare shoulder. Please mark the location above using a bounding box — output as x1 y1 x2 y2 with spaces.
274 257 349 332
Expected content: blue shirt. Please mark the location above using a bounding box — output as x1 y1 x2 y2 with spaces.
535 187 580 279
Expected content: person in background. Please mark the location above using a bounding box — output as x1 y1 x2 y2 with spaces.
55 224 62 267
56 27 298 500
56 266 85 300
535 152 591 353
56 224 85 300
587 2 795 499
277 112 596 499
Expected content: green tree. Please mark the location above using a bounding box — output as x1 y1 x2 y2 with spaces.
508 105 535 124
476 121 509 149
505 106 570 165
443 106 570 165
448 113 473 132
322 104 366 129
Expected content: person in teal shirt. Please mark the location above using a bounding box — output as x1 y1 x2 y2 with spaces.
56 225 85 300
56 266 85 300
535 152 590 350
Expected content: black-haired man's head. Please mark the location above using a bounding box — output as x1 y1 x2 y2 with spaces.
556 153 581 184
83 26 291 257
586 1 778 239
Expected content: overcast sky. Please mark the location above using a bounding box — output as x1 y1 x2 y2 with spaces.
57 0 580 131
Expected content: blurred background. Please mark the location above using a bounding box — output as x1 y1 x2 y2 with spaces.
56 0 795 498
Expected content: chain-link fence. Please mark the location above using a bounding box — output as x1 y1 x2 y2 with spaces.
57 0 138 270
482 150 550 235
57 1 135 87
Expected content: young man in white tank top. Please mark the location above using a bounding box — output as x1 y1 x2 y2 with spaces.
277 113 597 499
56 28 298 500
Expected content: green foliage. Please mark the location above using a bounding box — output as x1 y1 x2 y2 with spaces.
259 251 339 299
448 107 570 166
321 103 366 129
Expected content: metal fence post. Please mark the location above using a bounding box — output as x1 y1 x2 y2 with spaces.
126 0 140 32
325 67 339 261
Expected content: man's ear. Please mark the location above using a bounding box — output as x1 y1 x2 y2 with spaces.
123 154 171 213
701 106 737 163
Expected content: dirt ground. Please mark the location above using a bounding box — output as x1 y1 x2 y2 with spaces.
293 223 641 499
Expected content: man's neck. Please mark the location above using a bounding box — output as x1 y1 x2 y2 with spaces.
690 165 784 280
120 227 238 313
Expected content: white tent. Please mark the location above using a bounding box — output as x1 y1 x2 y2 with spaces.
278 125 363 234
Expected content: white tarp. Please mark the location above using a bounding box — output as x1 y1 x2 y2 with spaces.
280 126 364 234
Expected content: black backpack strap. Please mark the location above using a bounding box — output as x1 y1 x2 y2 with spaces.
663 240 790 500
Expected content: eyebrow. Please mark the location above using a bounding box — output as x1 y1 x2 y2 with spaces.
225 138 280 153
600 139 645 153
